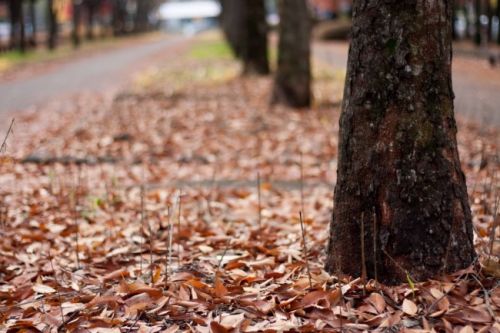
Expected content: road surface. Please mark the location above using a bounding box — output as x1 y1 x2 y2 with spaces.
0 35 185 117
314 42 500 128
0 38 498 129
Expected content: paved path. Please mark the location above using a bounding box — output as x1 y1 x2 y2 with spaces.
0 35 185 117
314 42 500 128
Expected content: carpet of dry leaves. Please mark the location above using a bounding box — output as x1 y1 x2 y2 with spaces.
0 37 499 333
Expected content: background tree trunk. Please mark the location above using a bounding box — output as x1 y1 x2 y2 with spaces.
72 0 82 47
475 0 482 45
47 0 58 50
326 0 476 284
497 0 500 44
241 0 269 75
220 0 245 58
112 0 126 36
135 0 151 33
29 0 36 47
85 0 97 40
8 0 26 52
272 0 312 108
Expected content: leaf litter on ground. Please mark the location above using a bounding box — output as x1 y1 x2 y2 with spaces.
0 36 499 332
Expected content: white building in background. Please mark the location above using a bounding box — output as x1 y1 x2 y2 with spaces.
158 0 221 35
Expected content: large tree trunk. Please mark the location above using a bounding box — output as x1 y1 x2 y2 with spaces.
272 0 311 108
241 0 269 75
326 0 476 284
220 0 245 58
47 0 58 50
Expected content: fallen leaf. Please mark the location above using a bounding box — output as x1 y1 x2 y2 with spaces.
402 299 418 316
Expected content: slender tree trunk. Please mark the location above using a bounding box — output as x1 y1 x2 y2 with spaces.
86 1 96 40
497 0 500 44
241 0 269 75
486 0 492 42
134 0 150 32
72 0 82 47
220 0 245 58
8 0 17 50
326 0 475 284
272 0 311 108
112 0 126 36
29 0 36 47
8 0 25 52
475 0 482 45
47 0 58 50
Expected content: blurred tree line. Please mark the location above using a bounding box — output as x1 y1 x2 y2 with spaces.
312 0 500 46
0 0 161 52
220 0 312 108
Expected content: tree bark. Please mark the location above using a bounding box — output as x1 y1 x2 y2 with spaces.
497 0 500 44
134 0 150 33
272 0 312 108
112 0 127 36
72 0 82 47
474 0 482 45
241 0 269 75
8 0 26 52
29 0 36 47
326 0 476 284
220 0 245 58
47 0 58 50
85 0 98 40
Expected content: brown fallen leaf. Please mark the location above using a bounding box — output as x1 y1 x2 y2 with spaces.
367 292 386 313
402 299 418 316
32 283 56 294
214 274 228 298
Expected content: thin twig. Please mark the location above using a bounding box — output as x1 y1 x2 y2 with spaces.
0 119 15 154
48 250 66 330
165 205 173 282
299 211 313 289
470 272 498 322
382 248 415 283
487 194 499 265
71 185 80 270
360 213 367 294
149 212 154 286
177 190 182 265
257 172 262 228
218 238 231 270
372 209 378 282
207 166 217 218
139 184 145 278
300 152 305 218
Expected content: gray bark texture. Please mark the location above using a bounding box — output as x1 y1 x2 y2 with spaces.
326 0 476 284
272 0 312 108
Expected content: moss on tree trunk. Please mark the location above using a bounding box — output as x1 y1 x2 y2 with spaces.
326 0 476 284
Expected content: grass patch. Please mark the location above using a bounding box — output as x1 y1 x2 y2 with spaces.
188 39 233 60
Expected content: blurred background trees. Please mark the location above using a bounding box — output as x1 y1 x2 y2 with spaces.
0 0 163 52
